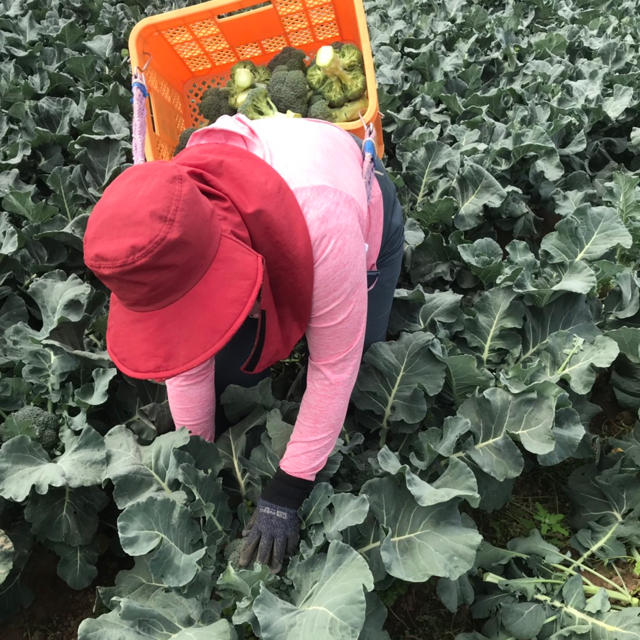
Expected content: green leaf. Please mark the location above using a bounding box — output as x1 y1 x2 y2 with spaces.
104 426 190 509
253 541 373 640
25 271 93 338
458 238 504 285
401 141 458 210
501 602 546 639
377 447 479 507
502 333 619 394
436 575 474 613
607 327 640 364
454 162 507 230
54 426 107 487
177 464 232 544
603 84 634 120
78 593 236 640
520 293 598 361
0 436 65 501
442 354 494 407
352 332 446 436
463 288 524 365
361 477 481 582
48 541 99 590
541 205 632 264
74 367 117 406
322 494 370 540
75 138 126 193
117 494 206 588
537 406 586 466
0 213 18 255
458 388 556 480
390 287 462 336
25 486 108 546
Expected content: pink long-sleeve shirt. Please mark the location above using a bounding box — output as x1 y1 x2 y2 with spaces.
165 115 384 481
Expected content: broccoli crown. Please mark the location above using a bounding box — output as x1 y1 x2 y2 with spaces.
318 75 348 108
267 46 307 72
308 44 366 107
1 405 60 453
253 65 272 85
307 97 334 122
337 43 363 71
174 127 197 156
267 68 309 116
198 87 234 123
229 60 257 92
237 86 279 120
306 64 325 92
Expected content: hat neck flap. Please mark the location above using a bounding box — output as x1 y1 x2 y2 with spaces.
173 143 314 373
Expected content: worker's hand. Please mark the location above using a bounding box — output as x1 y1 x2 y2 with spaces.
237 468 313 573
238 499 300 573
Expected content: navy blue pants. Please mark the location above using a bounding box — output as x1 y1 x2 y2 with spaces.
215 148 404 402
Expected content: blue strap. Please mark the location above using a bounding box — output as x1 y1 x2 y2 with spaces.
363 139 376 157
131 81 148 98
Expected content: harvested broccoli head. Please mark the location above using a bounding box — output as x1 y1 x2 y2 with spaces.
330 94 369 123
1 405 60 454
343 68 366 101
268 67 310 116
238 86 279 119
307 96 335 122
253 65 272 85
174 128 197 155
318 75 348 108
198 87 234 123
337 43 363 71
229 60 257 92
267 46 307 72
230 88 251 110
306 64 325 91
308 44 366 107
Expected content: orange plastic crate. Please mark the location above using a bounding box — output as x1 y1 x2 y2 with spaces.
128 0 383 161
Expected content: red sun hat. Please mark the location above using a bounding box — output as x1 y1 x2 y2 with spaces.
83 161 263 380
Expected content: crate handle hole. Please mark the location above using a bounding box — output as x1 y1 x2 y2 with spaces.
217 0 272 20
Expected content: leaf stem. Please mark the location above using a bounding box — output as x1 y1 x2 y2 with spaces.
357 540 381 555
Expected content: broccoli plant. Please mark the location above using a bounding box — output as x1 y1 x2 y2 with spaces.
0 406 60 455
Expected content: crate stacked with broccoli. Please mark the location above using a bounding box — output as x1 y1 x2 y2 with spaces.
175 42 368 153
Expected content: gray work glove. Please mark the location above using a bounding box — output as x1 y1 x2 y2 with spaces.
238 468 313 573
238 499 299 573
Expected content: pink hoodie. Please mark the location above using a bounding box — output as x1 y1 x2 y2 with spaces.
165 115 383 481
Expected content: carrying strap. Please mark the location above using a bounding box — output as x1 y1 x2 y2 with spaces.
131 70 148 165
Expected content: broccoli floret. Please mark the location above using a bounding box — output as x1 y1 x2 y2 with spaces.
267 46 307 72
253 65 272 85
230 88 252 110
307 94 369 123
174 127 197 155
318 75 348 108
229 61 257 92
268 68 310 116
198 87 234 123
307 96 334 121
330 94 369 123
1 406 60 454
308 44 366 107
306 64 325 92
336 43 364 71
238 86 280 119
